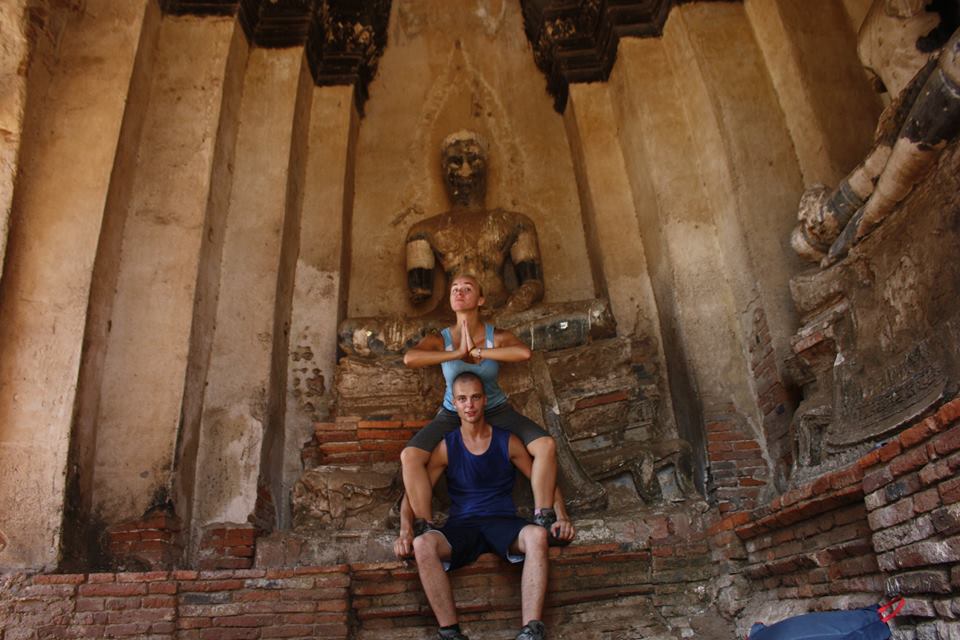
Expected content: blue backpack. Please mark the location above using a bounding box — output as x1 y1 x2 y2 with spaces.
747 599 903 640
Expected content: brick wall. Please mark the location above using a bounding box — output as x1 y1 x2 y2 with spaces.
197 526 256 571
710 396 960 638
301 417 428 467
107 509 183 571
705 404 768 514
859 400 960 638
746 304 794 475
1 510 721 639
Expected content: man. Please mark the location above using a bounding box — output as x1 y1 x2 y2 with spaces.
405 130 545 315
394 372 575 640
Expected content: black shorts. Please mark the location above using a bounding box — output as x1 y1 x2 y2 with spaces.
429 516 531 571
406 403 549 452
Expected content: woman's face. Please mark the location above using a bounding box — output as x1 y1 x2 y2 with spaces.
450 277 483 311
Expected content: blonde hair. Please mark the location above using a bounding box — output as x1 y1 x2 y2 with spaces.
450 273 484 297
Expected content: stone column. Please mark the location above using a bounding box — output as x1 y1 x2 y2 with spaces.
0 0 29 282
285 83 358 525
0 0 150 570
745 0 881 186
189 46 306 548
563 81 676 431
663 4 809 474
81 13 240 534
606 21 768 500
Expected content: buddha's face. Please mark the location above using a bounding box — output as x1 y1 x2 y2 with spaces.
442 138 487 207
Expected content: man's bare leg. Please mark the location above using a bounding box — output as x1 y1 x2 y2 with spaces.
401 446 434 521
413 532 458 627
526 437 557 511
513 525 549 624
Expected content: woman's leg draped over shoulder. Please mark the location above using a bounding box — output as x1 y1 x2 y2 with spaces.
402 409 461 521
485 404 557 511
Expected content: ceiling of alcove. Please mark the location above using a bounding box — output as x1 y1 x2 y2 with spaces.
159 0 710 111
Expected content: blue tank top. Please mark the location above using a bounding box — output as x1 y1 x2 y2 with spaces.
445 427 516 523
440 324 508 411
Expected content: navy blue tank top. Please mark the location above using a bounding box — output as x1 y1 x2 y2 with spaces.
444 427 516 523
440 324 508 411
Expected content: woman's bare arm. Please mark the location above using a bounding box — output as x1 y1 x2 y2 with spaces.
469 328 531 363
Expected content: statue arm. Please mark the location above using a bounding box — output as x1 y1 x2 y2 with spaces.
506 223 544 313
406 231 435 304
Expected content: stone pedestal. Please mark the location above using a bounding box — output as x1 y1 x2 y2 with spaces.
290 302 698 563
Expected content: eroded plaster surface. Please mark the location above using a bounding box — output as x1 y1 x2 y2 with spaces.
89 15 236 525
0 0 149 569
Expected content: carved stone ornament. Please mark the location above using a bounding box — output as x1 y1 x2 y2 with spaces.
292 463 401 530
520 0 674 111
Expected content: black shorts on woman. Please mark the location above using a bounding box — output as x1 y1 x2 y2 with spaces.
405 323 549 451
406 403 549 452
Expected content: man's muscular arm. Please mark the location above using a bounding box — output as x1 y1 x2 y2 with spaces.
406 229 435 305
506 220 544 313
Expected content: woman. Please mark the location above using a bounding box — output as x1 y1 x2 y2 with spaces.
400 274 571 540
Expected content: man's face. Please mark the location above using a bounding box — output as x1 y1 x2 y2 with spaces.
442 139 487 206
452 378 486 425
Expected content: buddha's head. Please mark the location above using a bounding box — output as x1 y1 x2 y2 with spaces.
441 130 488 208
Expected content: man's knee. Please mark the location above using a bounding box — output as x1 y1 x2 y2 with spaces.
413 533 441 559
413 536 437 560
401 446 429 469
521 524 548 552
527 435 556 460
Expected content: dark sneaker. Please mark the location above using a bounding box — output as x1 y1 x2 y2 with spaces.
533 508 570 547
516 620 545 640
413 518 438 537
437 627 469 640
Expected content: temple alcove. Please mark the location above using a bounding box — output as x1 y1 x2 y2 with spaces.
2 1 959 638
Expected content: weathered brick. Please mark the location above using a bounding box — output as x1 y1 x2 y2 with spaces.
103 622 152 637
32 574 85 585
864 489 887 511
899 416 942 448
935 399 960 424
115 571 170 583
913 487 942 514
879 440 903 462
930 503 960 536
199 628 260 640
891 446 929 478
864 467 894 494
179 580 244 593
929 427 960 457
890 535 960 569
900 597 937 618
868 498 914 531
872 515 934 552
885 569 953 595
77 583 146 598
886 473 922 503
940 476 960 504
213 614 278 627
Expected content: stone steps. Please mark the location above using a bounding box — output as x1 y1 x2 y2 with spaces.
1 504 738 639
350 543 705 639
